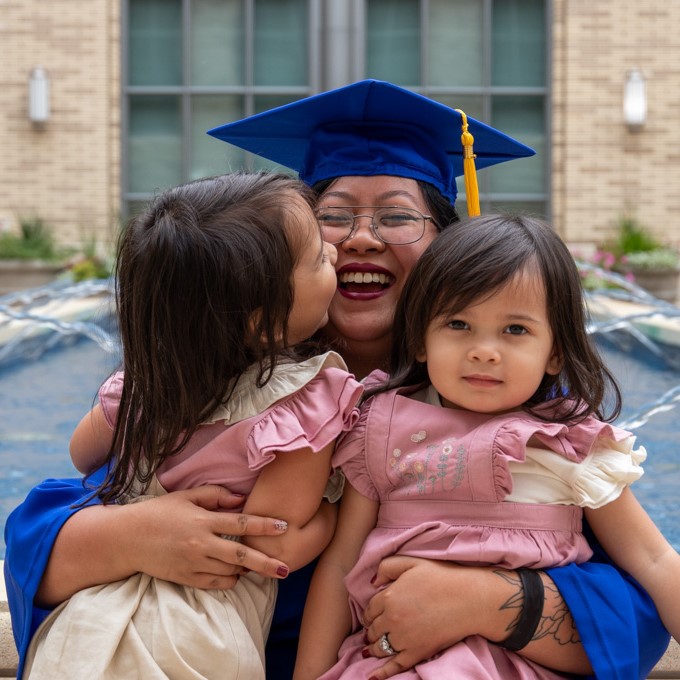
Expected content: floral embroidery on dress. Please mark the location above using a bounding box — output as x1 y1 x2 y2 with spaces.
390 434 467 495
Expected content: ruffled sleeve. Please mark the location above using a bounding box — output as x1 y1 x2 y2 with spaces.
98 371 124 430
571 432 646 508
504 415 646 507
330 398 379 501
245 366 363 470
495 408 634 465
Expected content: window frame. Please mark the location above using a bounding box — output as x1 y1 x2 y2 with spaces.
121 0 550 218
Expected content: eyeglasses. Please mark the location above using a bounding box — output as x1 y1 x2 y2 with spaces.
315 206 435 245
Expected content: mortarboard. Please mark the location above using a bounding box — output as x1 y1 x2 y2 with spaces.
207 79 535 215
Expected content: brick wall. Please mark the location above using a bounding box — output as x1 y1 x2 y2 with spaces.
0 0 120 251
552 0 680 249
1 1 680 253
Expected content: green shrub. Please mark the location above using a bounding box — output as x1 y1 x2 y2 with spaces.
624 249 679 270
0 217 60 261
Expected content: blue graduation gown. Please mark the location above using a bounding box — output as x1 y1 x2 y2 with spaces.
4 471 669 680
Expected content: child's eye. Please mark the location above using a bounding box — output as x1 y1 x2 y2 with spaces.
447 319 468 330
505 324 528 335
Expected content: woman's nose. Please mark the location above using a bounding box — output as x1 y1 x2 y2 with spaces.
341 215 386 253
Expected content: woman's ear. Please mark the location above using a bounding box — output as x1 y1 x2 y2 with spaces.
415 347 427 363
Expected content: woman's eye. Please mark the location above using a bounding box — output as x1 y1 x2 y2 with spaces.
505 324 528 335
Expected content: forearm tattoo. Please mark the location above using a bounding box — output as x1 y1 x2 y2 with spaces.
495 569 581 647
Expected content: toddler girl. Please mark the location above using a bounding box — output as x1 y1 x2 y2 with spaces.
24 172 363 680
296 214 680 680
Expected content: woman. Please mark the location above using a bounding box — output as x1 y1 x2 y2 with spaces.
5 80 669 680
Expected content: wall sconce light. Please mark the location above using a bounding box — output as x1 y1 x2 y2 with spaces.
623 68 646 131
29 66 50 125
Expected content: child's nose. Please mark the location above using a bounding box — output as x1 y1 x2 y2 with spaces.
467 343 501 363
325 241 338 265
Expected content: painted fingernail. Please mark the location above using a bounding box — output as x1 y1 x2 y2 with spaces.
274 520 288 532
276 565 289 578
362 648 370 658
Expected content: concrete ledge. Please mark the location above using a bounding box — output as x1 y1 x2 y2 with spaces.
0 564 18 677
0 560 677 678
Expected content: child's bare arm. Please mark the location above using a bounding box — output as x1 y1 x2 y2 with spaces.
70 403 114 474
586 486 680 641
294 483 379 680
242 441 335 572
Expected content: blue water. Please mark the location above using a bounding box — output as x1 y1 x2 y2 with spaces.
1 326 680 559
0 334 120 554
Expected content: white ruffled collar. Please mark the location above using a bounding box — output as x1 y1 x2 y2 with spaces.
202 350 348 425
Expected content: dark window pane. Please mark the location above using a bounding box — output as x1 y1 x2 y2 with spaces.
367 0 420 85
191 0 244 86
254 0 307 86
129 0 182 86
128 96 182 193
490 95 545 195
492 0 546 87
428 0 483 87
192 95 246 180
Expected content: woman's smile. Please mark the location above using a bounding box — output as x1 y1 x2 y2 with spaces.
336 263 394 298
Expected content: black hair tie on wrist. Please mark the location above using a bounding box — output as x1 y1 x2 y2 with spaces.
497 568 545 652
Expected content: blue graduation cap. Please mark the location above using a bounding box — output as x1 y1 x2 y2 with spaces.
207 79 535 214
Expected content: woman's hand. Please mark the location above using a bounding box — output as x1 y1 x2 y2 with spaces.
131 485 291 586
361 557 505 678
38 485 290 606
361 556 591 679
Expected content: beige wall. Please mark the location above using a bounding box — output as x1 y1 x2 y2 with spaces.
552 0 680 249
2 1 680 254
0 0 121 251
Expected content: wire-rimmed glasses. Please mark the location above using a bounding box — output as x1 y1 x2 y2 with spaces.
315 206 435 245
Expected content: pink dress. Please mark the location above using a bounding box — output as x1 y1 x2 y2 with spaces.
98 352 362 499
323 379 644 680
24 352 363 680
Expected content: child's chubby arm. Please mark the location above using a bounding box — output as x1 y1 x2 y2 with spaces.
70 403 114 474
586 486 680 641
242 440 338 572
294 483 379 680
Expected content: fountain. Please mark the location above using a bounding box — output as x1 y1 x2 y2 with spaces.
1 270 680 554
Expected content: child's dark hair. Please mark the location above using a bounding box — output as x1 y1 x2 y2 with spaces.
380 214 622 423
98 172 315 503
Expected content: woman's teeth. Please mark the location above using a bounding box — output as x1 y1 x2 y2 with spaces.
338 272 392 285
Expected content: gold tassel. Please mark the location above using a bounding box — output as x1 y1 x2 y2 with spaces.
455 109 480 217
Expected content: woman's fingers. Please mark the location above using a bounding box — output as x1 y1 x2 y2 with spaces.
363 656 410 680
129 486 290 587
362 557 485 671
207 535 290 581
184 485 290 537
